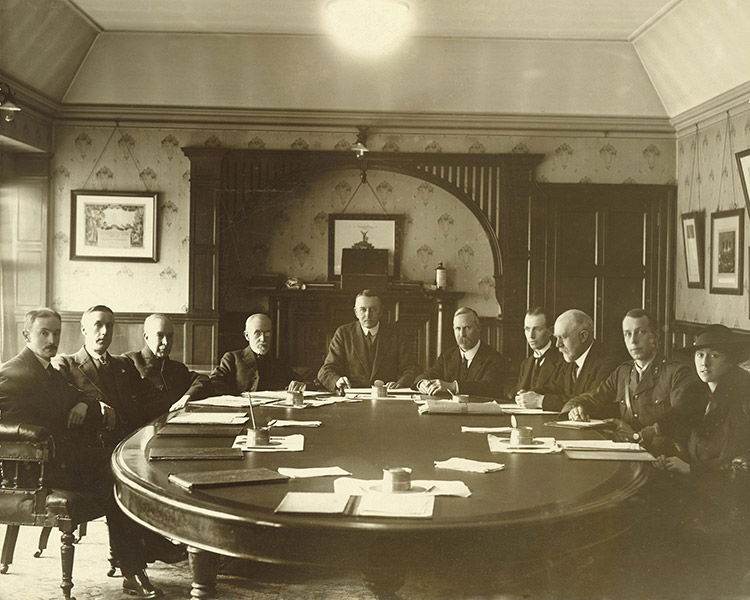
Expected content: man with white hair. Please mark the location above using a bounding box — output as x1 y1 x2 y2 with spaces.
125 313 212 412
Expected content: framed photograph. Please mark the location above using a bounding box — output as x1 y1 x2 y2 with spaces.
328 213 404 280
737 148 750 215
681 211 705 288
710 208 744 295
70 190 158 261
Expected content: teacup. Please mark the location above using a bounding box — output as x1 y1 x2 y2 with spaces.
510 426 534 446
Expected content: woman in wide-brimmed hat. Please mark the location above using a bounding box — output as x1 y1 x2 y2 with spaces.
655 324 750 474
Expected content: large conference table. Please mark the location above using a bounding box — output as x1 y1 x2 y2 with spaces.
112 396 651 598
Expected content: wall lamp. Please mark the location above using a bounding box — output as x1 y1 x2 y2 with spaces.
0 83 22 123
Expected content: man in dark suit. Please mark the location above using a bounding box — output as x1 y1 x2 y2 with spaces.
54 305 163 442
317 289 420 392
539 309 619 411
563 308 702 454
210 313 301 395
510 306 565 407
125 313 212 412
0 308 162 598
415 306 504 398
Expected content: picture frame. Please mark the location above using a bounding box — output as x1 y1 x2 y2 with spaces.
70 190 158 261
736 148 750 215
328 213 404 280
710 208 744 295
681 211 705 289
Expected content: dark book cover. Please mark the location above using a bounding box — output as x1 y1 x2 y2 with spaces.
148 447 245 461
168 467 289 490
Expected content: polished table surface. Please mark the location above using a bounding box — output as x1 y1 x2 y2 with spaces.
112 398 651 596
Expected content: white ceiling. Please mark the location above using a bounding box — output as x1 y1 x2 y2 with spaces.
71 0 678 40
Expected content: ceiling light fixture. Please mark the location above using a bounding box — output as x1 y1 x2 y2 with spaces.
0 82 22 123
324 0 412 58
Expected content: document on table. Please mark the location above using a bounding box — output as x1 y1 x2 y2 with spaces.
487 435 561 454
333 477 470 497
557 440 642 451
168 412 249 425
546 419 609 429
277 466 351 479
357 493 435 518
267 419 322 428
275 492 351 514
232 434 305 452
461 426 513 434
344 387 415 395
565 450 657 461
497 403 559 415
433 457 505 473
189 395 254 408
419 400 504 415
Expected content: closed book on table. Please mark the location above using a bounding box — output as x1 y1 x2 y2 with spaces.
168 467 289 490
148 447 244 461
156 424 245 437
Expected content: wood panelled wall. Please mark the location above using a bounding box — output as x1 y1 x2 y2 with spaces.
183 148 542 377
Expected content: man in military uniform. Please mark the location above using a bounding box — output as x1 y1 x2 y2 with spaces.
563 308 702 453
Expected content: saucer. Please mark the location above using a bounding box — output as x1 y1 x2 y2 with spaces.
368 484 431 494
243 440 282 449
496 437 545 449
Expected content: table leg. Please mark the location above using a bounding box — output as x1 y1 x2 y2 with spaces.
187 546 219 599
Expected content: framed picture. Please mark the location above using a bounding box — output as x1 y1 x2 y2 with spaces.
710 208 744 295
681 211 705 288
737 148 750 215
328 213 404 280
70 191 158 261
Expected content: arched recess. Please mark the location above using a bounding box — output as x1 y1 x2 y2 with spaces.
183 147 542 366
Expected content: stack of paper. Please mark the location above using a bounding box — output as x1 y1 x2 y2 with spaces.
168 412 249 425
419 400 504 415
357 493 435 518
275 492 350 514
557 440 641 451
497 403 559 415
434 457 505 473
460 426 513 434
267 419 322 428
487 435 561 454
277 466 351 479
232 434 305 452
189 395 253 408
333 477 471 497
557 440 656 461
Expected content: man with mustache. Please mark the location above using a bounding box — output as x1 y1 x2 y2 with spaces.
415 306 505 398
210 313 302 395
563 308 701 452
318 289 419 392
125 313 212 412
0 308 163 598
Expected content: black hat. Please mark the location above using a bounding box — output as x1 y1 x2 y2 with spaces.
678 324 750 359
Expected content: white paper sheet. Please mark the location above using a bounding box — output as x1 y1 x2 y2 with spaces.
433 457 505 473
565 450 656 461
333 477 470 497
460 426 513 434
275 492 350 514
497 403 559 415
168 412 248 425
232 434 305 452
550 419 609 428
268 419 322 428
487 435 561 454
357 493 435 518
277 466 351 478
557 440 642 451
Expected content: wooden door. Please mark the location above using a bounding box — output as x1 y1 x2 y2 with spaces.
531 184 676 355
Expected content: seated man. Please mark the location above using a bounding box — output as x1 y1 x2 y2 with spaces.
511 306 565 408
210 313 302 395
317 289 420 392
125 313 212 412
539 309 619 411
415 306 504 398
54 305 164 442
0 308 161 598
564 308 702 453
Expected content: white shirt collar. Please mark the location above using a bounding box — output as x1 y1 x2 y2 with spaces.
460 340 481 363
533 340 552 359
360 322 380 337
86 347 109 363
634 358 654 375
574 342 593 371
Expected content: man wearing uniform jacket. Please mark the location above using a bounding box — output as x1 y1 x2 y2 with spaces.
564 308 702 453
125 314 212 412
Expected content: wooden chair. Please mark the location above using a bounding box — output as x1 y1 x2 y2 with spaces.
0 422 107 599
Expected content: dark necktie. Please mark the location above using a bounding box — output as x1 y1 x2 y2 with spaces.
459 354 468 380
530 354 543 388
365 332 375 366
571 362 579 385
97 356 116 399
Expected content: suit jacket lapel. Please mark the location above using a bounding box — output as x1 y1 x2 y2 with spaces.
74 347 107 398
369 325 387 379
241 347 260 391
351 325 371 377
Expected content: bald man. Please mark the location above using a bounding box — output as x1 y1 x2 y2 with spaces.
210 313 300 395
533 309 619 411
124 313 212 412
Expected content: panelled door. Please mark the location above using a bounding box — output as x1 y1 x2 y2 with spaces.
532 184 676 355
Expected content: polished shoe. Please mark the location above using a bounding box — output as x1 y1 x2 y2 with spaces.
122 570 163 599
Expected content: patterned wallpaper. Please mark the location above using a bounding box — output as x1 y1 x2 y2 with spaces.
50 124 675 316
675 107 750 328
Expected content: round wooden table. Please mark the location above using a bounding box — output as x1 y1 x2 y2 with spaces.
112 398 651 598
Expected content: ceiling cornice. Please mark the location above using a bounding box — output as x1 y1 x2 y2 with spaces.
53 104 676 137
0 72 59 121
671 80 750 135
